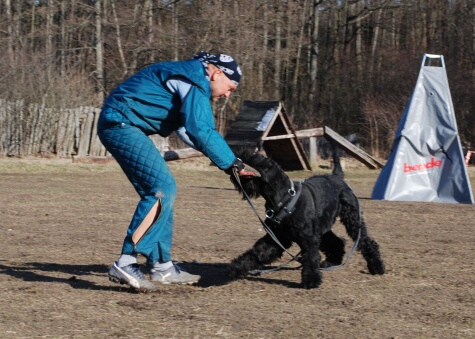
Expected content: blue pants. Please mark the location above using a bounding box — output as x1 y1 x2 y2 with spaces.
97 106 176 265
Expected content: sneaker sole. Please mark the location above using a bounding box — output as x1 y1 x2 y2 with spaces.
150 272 200 285
108 266 158 292
152 279 199 285
109 274 158 292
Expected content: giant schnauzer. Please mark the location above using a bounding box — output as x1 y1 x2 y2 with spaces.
227 148 385 289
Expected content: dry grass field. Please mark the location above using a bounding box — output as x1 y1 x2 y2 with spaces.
0 156 474 338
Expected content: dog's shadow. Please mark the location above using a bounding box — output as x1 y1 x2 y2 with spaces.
179 261 302 289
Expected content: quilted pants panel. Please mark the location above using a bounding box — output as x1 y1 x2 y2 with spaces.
98 107 176 264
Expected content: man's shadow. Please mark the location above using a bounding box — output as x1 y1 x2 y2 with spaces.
0 261 124 291
0 260 301 291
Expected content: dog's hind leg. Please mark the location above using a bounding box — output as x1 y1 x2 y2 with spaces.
339 191 385 275
227 233 292 279
357 233 385 275
320 230 346 268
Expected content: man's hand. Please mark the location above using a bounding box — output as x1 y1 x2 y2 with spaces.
224 158 244 175
224 158 260 177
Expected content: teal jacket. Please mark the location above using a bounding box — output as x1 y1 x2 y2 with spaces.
103 59 235 170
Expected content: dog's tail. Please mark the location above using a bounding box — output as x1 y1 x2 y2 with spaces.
332 144 344 178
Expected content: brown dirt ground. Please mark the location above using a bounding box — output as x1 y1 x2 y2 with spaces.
0 156 474 339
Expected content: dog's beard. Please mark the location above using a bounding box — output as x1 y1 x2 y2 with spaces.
231 149 288 201
231 175 262 199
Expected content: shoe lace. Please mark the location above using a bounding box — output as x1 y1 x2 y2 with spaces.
172 262 184 274
130 264 146 279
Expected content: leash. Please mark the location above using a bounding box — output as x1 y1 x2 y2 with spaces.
232 168 361 275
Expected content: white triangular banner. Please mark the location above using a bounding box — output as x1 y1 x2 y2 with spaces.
372 54 474 204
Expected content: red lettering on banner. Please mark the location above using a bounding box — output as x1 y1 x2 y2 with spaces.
403 157 442 173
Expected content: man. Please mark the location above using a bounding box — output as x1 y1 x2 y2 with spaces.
98 52 245 292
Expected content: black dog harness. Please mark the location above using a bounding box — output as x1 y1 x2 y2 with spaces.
265 181 303 224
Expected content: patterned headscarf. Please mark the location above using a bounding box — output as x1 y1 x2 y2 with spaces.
193 51 242 86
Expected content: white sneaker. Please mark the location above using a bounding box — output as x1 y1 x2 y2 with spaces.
149 263 200 285
108 263 157 292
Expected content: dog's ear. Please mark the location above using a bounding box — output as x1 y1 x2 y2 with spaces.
234 146 258 164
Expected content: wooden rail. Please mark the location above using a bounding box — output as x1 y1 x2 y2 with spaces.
262 126 384 169
324 126 384 169
261 128 324 141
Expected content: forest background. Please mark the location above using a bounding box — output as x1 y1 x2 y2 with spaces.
1 0 474 158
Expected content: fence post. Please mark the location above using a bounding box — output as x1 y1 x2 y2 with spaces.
77 107 94 156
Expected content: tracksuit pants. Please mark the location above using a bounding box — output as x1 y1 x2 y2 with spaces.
97 106 176 265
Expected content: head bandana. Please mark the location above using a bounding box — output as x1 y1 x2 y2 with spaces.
193 51 242 86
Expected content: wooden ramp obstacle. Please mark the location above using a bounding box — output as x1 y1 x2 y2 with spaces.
323 126 384 169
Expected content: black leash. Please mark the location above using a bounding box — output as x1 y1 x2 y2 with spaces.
232 168 361 275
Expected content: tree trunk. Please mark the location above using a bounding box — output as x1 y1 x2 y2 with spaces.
309 0 320 104
60 0 67 76
5 0 15 66
355 0 363 95
273 2 282 99
145 0 155 63
95 0 105 103
369 7 383 90
111 0 128 78
30 0 36 52
46 0 55 82
258 3 268 97
172 2 179 61
472 0 475 78
291 0 308 119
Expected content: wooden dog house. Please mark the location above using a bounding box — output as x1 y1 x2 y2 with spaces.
224 101 311 171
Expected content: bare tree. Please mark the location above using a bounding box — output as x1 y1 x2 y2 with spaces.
471 0 475 78
5 0 15 66
308 0 321 104
258 1 269 97
95 0 105 103
111 0 128 78
273 1 282 99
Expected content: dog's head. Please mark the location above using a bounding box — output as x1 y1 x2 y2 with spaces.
230 148 291 202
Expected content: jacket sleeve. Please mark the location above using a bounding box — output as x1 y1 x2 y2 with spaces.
179 86 236 170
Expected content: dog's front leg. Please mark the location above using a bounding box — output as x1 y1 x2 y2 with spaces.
227 233 291 279
297 235 322 289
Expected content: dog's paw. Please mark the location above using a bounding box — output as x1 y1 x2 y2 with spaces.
302 279 322 289
367 259 385 275
226 264 248 280
301 271 322 289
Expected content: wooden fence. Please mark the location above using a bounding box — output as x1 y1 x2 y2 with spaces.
0 99 169 157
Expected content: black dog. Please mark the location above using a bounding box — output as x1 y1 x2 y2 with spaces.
227 148 385 289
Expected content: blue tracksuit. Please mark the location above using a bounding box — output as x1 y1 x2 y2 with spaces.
98 59 236 264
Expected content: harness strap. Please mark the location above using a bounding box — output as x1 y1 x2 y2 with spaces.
266 181 302 224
